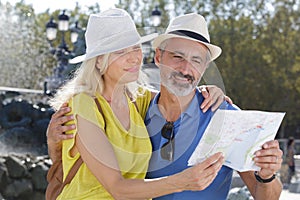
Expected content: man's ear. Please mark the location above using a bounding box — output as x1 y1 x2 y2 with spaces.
154 48 161 65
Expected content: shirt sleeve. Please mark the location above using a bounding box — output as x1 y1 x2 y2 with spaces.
219 101 241 111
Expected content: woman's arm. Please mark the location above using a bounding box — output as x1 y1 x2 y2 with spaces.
75 115 224 200
198 85 233 112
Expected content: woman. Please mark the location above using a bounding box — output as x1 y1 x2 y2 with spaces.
286 137 295 183
49 8 225 199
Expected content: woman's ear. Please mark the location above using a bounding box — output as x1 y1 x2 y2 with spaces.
95 56 102 70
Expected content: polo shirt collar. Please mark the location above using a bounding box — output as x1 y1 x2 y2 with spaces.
148 89 203 120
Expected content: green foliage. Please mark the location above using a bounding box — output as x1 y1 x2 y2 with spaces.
0 0 299 137
0 1 52 89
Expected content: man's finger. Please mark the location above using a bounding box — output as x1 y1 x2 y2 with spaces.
54 115 74 126
262 140 279 149
60 124 76 133
60 133 75 140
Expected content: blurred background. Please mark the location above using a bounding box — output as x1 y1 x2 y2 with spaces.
0 0 299 199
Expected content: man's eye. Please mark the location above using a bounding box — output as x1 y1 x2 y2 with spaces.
173 55 183 59
193 60 201 64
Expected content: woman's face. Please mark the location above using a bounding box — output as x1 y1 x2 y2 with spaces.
102 44 143 85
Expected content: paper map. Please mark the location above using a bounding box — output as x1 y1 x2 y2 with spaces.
188 110 285 171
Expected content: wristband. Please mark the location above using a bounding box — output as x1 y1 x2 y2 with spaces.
254 171 276 183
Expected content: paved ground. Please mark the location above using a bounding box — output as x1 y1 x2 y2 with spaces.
280 189 300 200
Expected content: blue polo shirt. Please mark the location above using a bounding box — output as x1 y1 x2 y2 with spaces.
145 90 238 200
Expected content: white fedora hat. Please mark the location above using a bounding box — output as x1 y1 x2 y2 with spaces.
152 13 222 61
70 8 157 63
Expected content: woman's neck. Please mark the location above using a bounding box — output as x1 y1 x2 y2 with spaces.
102 83 127 107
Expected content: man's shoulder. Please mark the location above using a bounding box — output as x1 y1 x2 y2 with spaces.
219 101 240 111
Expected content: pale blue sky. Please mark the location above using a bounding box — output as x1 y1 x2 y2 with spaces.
3 0 118 13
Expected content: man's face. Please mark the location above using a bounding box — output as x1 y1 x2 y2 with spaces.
156 38 210 96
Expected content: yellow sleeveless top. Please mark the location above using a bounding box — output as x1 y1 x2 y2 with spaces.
57 90 152 199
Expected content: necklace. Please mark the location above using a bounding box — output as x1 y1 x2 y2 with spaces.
104 97 111 103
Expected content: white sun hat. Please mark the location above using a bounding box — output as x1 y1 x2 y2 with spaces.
70 8 157 63
152 13 222 61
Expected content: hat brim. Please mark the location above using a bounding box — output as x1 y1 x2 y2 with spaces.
152 34 222 61
69 33 158 64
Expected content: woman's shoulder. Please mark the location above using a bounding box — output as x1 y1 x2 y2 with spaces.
71 92 96 109
72 92 95 102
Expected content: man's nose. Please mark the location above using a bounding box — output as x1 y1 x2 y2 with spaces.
178 59 192 75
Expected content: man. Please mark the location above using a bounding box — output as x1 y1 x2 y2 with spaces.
47 13 283 199
143 13 282 199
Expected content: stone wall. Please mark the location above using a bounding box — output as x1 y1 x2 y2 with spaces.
0 91 53 155
0 91 52 199
0 154 50 200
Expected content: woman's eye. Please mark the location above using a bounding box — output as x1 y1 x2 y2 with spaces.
114 50 125 55
133 48 141 52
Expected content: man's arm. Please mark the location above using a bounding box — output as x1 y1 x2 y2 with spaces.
239 140 283 200
46 86 233 161
46 103 75 162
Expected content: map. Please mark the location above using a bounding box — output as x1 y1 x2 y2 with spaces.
188 110 285 171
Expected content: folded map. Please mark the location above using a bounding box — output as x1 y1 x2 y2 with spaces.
188 110 285 172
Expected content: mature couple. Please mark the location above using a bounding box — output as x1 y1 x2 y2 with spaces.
47 8 283 199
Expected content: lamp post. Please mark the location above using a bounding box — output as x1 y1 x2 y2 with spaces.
142 6 161 64
44 10 82 95
151 5 161 32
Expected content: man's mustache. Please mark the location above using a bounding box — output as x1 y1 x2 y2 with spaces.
171 72 195 82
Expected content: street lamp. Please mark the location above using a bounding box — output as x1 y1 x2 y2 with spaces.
57 10 69 51
142 5 161 64
70 21 80 43
45 17 57 41
151 5 161 31
44 10 83 95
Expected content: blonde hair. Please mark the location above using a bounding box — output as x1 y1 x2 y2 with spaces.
50 53 145 110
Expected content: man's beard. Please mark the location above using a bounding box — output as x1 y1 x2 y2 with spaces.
161 70 200 96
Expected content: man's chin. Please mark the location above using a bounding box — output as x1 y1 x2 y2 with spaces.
166 86 194 97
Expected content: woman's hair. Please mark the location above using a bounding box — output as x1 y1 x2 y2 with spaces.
49 54 107 110
49 52 145 111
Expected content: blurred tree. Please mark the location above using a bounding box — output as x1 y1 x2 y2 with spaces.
0 0 299 137
258 0 300 136
0 0 52 89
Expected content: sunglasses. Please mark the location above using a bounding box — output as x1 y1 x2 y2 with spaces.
160 121 175 161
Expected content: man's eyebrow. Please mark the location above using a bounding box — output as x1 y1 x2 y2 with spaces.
170 50 204 61
168 50 184 56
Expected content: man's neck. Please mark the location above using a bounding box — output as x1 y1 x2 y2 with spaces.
158 85 196 122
